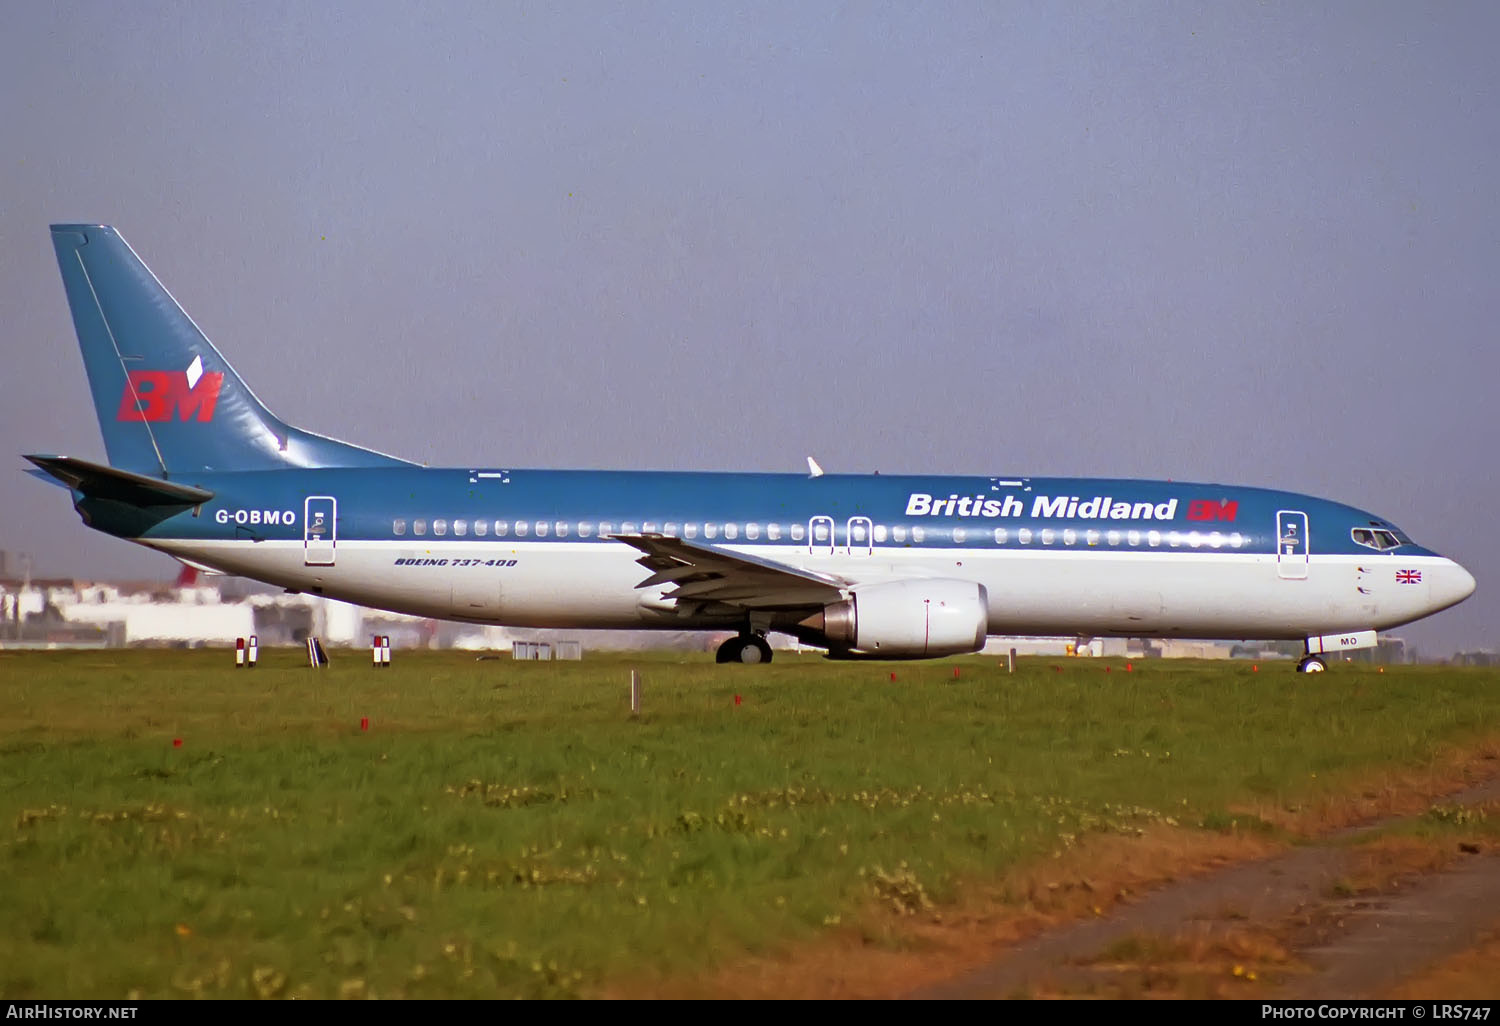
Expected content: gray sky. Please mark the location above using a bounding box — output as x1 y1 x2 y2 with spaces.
3 2 1496 657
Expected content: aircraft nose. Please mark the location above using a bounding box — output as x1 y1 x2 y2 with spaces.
1430 559 1477 612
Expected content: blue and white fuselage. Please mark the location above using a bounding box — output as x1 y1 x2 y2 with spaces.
26 226 1475 668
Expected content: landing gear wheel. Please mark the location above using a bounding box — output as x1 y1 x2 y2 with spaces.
747 636 773 664
715 635 773 664
1297 655 1327 673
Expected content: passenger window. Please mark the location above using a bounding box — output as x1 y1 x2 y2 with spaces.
872 525 886 543
643 522 659 534
1042 529 1056 545
554 522 568 538
790 523 806 541
813 522 828 542
495 521 508 537
1127 530 1140 546
724 524 739 540
598 522 613 536
474 520 487 537
993 527 1008 544
911 526 926 543
1229 532 1243 548
767 523 782 541
1208 532 1223 549
951 527 966 544
393 519 406 536
1147 530 1160 547
683 523 698 539
454 519 467 537
433 519 448 537
745 523 760 540
620 522 638 534
535 522 548 538
704 523 718 539
1167 531 1181 547
1187 531 1201 548
577 523 593 538
891 525 907 543
1062 529 1076 546
514 522 528 537
414 519 427 536
1106 530 1119 546
1018 528 1032 544
664 523 680 537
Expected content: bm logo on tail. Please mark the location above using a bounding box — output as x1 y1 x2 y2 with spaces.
116 356 224 422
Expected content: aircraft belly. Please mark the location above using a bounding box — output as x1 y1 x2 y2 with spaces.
496 546 653 628
150 540 650 627
148 539 312 593
144 540 1450 641
817 550 1419 640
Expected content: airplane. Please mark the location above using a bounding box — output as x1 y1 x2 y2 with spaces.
24 225 1476 671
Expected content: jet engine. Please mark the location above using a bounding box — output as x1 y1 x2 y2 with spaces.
803 579 989 657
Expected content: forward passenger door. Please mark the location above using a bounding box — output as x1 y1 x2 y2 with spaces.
1275 510 1308 580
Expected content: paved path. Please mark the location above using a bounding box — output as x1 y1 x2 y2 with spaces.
913 776 1500 999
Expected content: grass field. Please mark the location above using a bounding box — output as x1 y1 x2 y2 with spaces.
1 648 1497 998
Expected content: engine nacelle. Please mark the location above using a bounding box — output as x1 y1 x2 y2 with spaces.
810 579 989 657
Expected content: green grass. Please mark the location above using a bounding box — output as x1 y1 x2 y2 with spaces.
1 649 1497 998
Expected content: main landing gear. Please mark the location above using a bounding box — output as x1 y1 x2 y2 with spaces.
716 633 774 665
1296 654 1327 673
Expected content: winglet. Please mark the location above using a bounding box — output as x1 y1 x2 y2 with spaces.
806 456 824 478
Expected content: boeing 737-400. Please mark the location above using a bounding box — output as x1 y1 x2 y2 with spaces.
24 225 1476 670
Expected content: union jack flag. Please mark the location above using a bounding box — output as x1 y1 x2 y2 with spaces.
1396 570 1422 584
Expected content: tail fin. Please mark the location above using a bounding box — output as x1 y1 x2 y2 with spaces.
49 225 412 476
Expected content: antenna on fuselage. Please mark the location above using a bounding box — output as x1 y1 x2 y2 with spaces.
806 456 824 478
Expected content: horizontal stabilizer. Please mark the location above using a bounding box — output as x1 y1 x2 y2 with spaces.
24 455 214 506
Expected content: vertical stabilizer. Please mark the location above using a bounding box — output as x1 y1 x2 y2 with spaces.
49 225 411 475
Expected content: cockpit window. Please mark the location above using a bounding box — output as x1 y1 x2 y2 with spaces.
1352 527 1402 551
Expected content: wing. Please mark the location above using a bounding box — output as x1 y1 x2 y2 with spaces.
610 533 847 612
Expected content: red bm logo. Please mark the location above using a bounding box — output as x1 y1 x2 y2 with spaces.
116 370 224 422
1186 499 1239 522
